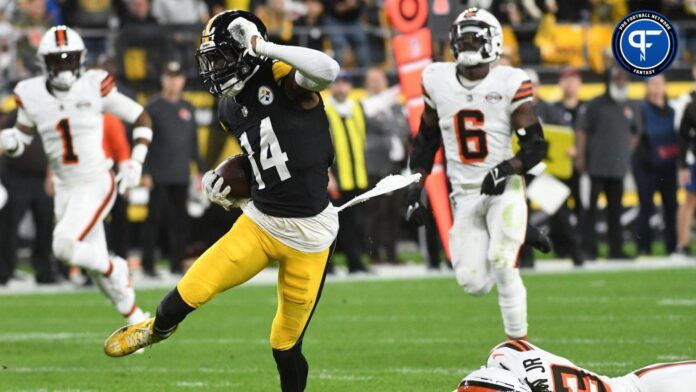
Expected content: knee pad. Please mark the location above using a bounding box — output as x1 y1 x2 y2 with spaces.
52 236 77 263
455 270 493 297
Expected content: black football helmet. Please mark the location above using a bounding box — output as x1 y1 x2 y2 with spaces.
195 10 268 97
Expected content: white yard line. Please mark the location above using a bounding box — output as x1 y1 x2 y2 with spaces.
0 258 693 297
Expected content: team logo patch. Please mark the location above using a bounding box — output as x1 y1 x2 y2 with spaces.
241 106 248 117
76 100 91 109
485 92 502 103
612 10 677 78
179 107 191 121
258 86 274 105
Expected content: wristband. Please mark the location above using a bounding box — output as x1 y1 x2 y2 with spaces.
133 126 153 143
131 143 148 164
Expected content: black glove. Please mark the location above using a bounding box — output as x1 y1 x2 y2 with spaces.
405 185 428 226
481 161 514 195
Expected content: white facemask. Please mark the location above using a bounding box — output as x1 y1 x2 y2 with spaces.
50 70 78 91
609 83 628 102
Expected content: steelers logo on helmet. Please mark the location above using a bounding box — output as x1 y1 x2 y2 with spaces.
612 10 677 78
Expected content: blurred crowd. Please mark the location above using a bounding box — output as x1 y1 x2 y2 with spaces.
3 0 696 285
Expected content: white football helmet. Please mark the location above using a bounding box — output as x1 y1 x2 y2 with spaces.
458 367 531 392
450 8 503 67
37 25 86 90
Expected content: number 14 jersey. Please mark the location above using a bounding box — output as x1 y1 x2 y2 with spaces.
421 63 532 187
218 60 334 218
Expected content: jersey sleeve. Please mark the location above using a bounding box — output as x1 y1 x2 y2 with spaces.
507 68 533 113
13 84 35 127
90 69 143 123
421 64 438 109
272 60 293 83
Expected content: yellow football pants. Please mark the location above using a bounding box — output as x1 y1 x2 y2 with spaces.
177 214 332 350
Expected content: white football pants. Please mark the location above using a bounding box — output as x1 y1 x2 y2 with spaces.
51 171 137 317
449 175 528 339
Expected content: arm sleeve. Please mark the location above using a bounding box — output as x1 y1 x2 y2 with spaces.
513 122 547 171
409 115 442 175
256 42 340 91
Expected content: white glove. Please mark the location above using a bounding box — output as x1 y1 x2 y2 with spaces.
0 128 23 157
202 170 233 210
118 160 143 195
228 17 262 56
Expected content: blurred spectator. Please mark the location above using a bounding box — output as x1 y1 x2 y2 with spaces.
15 0 51 77
676 64 696 257
322 0 369 69
0 110 56 285
362 68 408 264
141 61 203 276
60 0 113 63
0 21 19 92
293 0 324 51
102 114 131 260
325 71 368 273
524 68 564 124
577 67 639 259
120 0 157 26
554 66 585 219
550 0 590 21
590 0 628 24
152 0 208 25
255 0 293 44
632 75 678 255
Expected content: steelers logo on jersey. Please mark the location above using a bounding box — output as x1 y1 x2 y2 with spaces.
258 85 274 106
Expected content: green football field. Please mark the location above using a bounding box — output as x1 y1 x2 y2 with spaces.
1 267 695 391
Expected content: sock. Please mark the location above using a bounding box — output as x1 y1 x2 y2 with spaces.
272 342 308 392
154 288 195 336
493 268 528 339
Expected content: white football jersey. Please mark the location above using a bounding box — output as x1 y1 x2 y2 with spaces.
487 340 643 392
421 63 532 187
14 69 142 184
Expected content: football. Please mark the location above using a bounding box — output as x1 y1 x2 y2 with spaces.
214 154 253 199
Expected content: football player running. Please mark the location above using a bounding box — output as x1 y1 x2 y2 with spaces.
456 340 696 392
406 8 546 340
104 10 340 392
0 26 151 323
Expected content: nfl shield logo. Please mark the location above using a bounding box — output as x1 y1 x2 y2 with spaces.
258 86 274 106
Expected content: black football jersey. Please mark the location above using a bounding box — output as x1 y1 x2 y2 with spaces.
218 60 334 218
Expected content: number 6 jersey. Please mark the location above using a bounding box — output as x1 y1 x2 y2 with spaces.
13 69 143 184
421 63 532 187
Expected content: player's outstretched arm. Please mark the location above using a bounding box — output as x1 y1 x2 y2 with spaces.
405 105 441 225
0 122 35 157
117 110 153 194
227 17 339 98
481 102 547 195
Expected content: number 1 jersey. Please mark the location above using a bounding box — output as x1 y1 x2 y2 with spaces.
13 70 142 184
218 60 334 218
421 63 532 187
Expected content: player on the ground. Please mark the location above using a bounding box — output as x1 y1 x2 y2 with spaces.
103 10 340 391
0 26 151 323
457 340 696 392
406 8 546 340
